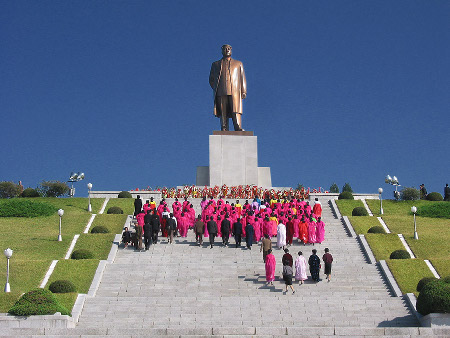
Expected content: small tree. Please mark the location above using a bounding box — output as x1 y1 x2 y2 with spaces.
342 183 353 193
400 187 420 201
0 181 21 199
329 183 339 193
296 183 304 191
39 181 69 197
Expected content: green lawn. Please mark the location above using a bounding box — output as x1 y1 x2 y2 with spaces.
104 198 134 215
91 214 128 234
365 233 405 261
335 199 364 216
0 197 121 314
0 260 52 312
366 199 430 217
348 216 381 234
387 259 435 296
72 234 115 260
430 259 450 278
46 259 100 294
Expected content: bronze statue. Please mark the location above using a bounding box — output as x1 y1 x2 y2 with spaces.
209 44 247 131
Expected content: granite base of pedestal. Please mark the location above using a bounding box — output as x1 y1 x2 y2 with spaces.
196 131 272 187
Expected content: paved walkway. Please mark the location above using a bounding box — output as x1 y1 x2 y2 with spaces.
72 199 418 335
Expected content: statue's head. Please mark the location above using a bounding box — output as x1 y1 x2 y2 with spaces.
221 44 232 57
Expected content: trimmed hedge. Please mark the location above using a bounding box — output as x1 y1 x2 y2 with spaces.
0 200 57 217
426 192 443 201
71 249 94 260
8 289 70 316
49 280 76 293
352 206 368 216
118 191 132 198
390 250 410 259
368 226 386 234
416 279 450 316
21 188 40 198
416 202 450 219
417 277 438 293
107 206 123 214
91 225 109 234
338 191 354 200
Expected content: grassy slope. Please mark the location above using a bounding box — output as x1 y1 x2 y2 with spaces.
0 197 114 313
104 198 134 215
347 216 381 234
387 259 435 296
335 199 364 216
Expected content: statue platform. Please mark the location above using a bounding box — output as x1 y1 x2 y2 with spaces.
196 131 272 187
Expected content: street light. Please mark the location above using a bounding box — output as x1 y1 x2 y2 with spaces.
4 248 12 293
385 175 401 200
87 183 93 212
57 209 64 242
68 172 85 197
411 206 418 240
378 187 383 215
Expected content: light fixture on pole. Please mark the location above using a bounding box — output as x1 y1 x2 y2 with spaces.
378 187 383 215
87 183 93 212
411 206 418 240
4 248 12 293
68 172 85 197
385 175 401 200
57 209 64 242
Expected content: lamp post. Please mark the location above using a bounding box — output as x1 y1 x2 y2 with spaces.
378 187 383 215
411 206 418 240
385 175 401 200
87 183 93 212
4 248 12 293
57 209 64 242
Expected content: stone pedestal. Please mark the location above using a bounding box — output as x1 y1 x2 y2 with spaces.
196 131 272 187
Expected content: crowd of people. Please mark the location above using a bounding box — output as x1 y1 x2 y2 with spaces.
125 195 327 249
122 195 333 285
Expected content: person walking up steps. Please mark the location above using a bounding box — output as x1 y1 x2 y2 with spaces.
323 248 334 282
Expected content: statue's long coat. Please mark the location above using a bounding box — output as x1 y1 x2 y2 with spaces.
209 58 247 117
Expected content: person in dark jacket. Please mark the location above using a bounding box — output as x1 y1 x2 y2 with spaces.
194 215 205 246
282 248 293 267
166 214 176 244
308 249 321 282
221 215 231 246
143 218 152 250
206 216 218 249
245 222 254 249
134 195 142 216
122 227 131 248
150 210 161 244
233 218 243 248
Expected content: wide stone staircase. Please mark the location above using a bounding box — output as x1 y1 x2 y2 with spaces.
5 198 443 336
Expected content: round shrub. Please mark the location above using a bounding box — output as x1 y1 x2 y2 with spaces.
118 191 132 198
352 206 368 216
91 225 109 233
400 187 420 201
0 200 57 218
338 191 354 200
71 249 94 260
368 226 386 234
8 289 69 316
49 280 76 293
107 206 123 214
426 192 443 201
21 188 40 198
389 249 410 259
416 279 450 316
417 277 438 292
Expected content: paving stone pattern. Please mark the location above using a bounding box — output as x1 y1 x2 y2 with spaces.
73 199 419 334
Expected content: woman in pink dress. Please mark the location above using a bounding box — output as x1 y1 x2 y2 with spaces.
265 249 276 286
307 218 317 244
315 217 325 244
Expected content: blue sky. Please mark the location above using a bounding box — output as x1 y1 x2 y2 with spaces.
1 1 449 197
